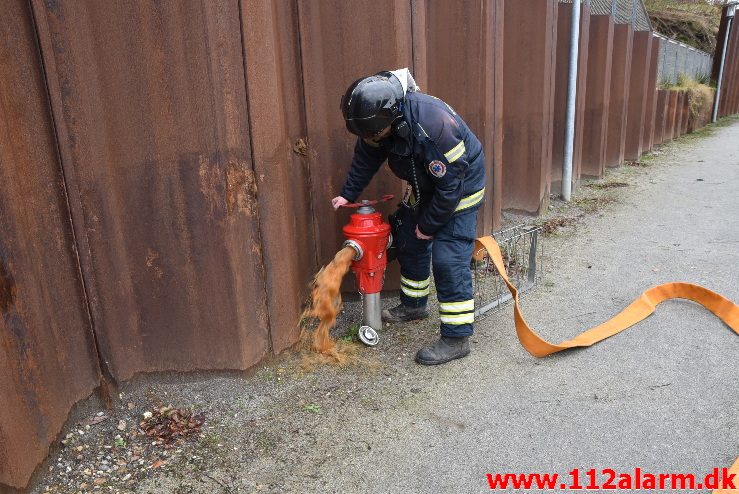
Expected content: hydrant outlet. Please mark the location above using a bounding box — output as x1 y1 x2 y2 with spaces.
342 239 364 261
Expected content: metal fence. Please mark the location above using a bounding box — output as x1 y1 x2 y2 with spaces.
655 34 713 85
560 0 712 85
585 0 652 31
473 225 543 319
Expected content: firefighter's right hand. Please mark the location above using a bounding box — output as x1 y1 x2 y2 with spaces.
331 196 349 210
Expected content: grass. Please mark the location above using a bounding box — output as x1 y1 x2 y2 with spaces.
585 181 629 190
660 74 715 125
644 0 722 52
341 323 360 342
256 367 277 382
572 195 617 213
713 114 739 127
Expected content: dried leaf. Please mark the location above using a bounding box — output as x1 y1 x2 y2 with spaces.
79 415 108 427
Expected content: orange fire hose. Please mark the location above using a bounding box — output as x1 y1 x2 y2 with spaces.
474 236 739 494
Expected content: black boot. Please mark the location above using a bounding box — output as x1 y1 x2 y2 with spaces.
381 303 429 323
415 336 470 365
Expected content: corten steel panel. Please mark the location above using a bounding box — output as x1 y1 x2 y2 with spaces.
552 2 591 193
719 21 739 117
726 23 739 116
672 91 683 140
644 37 660 151
0 1 101 488
716 8 737 117
297 0 412 271
712 6 731 83
734 27 739 116
666 90 678 140
411 0 428 89
680 90 690 135
240 0 317 353
423 0 502 234
582 15 614 178
673 92 683 139
605 23 633 168
734 23 739 115
502 0 558 213
653 89 668 146
624 32 652 161
31 1 271 381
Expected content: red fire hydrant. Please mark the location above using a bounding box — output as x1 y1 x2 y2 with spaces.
342 200 392 346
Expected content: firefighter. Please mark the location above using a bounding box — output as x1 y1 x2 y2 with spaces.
332 69 486 365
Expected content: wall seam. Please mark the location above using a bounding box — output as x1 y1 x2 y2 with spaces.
293 0 321 271
236 0 275 356
26 0 115 398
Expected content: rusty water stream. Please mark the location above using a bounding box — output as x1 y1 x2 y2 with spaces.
300 246 360 365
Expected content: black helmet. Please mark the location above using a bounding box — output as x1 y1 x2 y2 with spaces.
340 72 404 138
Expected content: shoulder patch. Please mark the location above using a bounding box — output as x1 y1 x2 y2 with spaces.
428 160 446 178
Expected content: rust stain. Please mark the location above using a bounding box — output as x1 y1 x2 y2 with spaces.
0 258 16 314
225 159 256 217
292 137 309 156
198 154 223 219
145 249 163 279
0 431 7 479
198 155 257 219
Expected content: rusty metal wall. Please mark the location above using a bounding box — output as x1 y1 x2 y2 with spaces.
624 31 651 160
680 90 690 135
423 0 503 234
732 21 738 115
239 0 317 353
582 15 614 178
654 89 668 146
297 0 412 275
733 21 739 115
718 12 739 117
730 22 739 115
666 90 678 140
671 91 681 139
644 37 661 151
552 2 591 193
31 0 272 381
502 0 559 213
605 23 633 168
711 6 730 84
0 0 102 488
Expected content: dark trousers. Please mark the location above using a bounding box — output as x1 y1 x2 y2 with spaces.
394 205 478 338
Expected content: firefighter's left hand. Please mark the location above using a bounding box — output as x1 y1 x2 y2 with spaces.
415 226 432 240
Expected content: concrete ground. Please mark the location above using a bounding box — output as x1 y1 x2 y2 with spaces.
35 119 738 494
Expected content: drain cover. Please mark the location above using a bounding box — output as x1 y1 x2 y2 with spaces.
358 325 379 346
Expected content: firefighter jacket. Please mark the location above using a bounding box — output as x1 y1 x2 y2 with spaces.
339 91 486 236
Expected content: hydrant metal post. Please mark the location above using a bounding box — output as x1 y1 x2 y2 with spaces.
342 202 392 345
